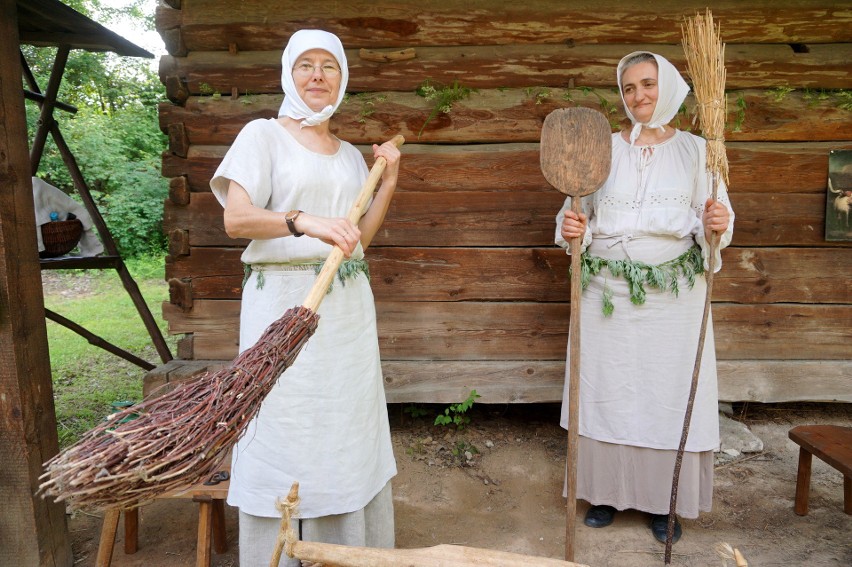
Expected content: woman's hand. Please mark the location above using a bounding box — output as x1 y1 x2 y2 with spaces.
297 213 361 258
373 140 401 185
703 198 730 237
560 210 588 240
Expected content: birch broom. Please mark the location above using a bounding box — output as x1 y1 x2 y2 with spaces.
665 9 729 564
38 135 404 512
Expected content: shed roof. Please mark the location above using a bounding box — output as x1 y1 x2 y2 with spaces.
17 0 153 58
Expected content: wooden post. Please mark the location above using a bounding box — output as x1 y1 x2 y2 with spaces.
0 1 72 565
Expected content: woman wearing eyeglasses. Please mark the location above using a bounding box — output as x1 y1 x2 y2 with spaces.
210 30 399 566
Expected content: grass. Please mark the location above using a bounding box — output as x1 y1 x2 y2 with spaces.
43 254 178 448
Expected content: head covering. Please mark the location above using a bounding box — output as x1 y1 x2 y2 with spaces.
616 51 690 145
278 30 349 128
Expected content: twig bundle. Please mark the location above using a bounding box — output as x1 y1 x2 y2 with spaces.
665 9 729 565
682 9 729 188
38 306 319 511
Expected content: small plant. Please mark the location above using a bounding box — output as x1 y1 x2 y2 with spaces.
834 90 852 111
198 82 213 95
416 79 476 137
766 86 794 102
728 91 746 132
403 403 430 419
524 86 551 105
434 389 481 429
353 93 388 123
451 440 480 464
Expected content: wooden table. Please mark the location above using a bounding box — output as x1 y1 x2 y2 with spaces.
788 425 852 516
95 466 230 567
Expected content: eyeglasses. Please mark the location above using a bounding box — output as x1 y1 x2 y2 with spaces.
293 63 341 78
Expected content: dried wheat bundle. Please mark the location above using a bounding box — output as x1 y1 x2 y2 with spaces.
682 8 729 188
715 542 749 566
38 306 318 511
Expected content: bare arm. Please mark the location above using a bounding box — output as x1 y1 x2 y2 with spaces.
357 140 402 250
223 180 361 257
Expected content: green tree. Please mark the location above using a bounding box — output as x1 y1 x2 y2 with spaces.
23 0 168 257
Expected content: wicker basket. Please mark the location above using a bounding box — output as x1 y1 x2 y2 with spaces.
40 219 83 258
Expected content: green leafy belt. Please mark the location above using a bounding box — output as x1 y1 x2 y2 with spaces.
243 258 370 293
577 245 705 316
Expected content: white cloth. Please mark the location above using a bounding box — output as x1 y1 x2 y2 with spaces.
31 177 103 256
617 51 691 146
555 130 734 453
210 118 396 519
277 29 349 128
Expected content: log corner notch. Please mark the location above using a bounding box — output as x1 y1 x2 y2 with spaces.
168 277 193 312
154 1 185 56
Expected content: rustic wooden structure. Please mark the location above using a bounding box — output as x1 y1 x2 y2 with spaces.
153 0 851 404
1 1 174 564
21 0 173 370
788 425 852 516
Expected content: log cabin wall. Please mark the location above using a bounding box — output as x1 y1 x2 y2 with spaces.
154 0 852 404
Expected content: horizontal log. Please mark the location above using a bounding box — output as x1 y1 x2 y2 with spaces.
163 188 850 249
158 90 852 146
164 246 852 305
159 44 852 102
140 357 852 404
156 0 852 52
161 141 852 196
716 360 852 403
164 300 851 362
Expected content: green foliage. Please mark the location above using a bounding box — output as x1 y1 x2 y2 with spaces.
766 86 795 102
524 87 551 105
44 258 175 447
415 80 476 137
403 404 430 419
450 440 480 463
22 1 169 258
730 92 747 132
434 390 481 429
579 246 704 316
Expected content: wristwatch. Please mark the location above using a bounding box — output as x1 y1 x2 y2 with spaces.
284 209 304 237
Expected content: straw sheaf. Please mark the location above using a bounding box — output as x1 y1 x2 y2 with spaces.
682 9 730 189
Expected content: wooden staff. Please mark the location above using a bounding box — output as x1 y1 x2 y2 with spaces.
666 10 729 564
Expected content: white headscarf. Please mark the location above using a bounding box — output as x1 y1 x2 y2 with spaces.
278 30 349 128
617 51 690 145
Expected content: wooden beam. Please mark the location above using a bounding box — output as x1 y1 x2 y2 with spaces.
0 0 72 564
162 0 852 52
159 44 852 103
158 89 852 147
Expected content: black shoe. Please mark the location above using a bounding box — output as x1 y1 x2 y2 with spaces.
584 505 616 528
650 514 682 544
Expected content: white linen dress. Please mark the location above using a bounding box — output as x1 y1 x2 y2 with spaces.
210 118 397 524
555 130 734 517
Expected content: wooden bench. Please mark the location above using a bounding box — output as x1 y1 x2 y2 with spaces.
788 425 852 516
95 466 230 567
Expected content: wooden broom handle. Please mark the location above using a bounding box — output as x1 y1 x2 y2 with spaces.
302 134 405 312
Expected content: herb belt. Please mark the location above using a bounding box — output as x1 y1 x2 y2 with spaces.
578 244 704 316
243 258 370 294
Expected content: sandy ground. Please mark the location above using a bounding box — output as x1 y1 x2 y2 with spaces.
66 402 851 567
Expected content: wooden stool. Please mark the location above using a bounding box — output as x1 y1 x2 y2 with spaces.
788 425 852 516
95 467 230 567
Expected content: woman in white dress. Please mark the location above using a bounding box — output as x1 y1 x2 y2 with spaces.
210 30 400 566
555 51 734 543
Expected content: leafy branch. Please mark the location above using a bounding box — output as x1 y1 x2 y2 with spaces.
416 80 476 137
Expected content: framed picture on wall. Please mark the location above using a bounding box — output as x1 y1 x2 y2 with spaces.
826 149 852 241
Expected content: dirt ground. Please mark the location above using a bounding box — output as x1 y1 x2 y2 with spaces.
66 402 851 567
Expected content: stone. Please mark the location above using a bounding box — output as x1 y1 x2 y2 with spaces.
718 413 764 453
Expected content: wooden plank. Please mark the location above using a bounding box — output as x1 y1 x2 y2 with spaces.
162 142 852 194
717 360 852 403
381 360 852 404
158 90 852 147
159 44 852 102
0 0 72 564
163 188 849 249
164 300 851 361
161 0 852 52
164 247 852 305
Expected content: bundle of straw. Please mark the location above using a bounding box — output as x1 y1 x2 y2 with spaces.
39 306 318 511
664 9 729 565
39 134 404 512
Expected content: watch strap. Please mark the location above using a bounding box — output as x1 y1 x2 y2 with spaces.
285 210 304 237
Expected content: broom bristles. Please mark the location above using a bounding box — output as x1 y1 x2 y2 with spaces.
682 8 729 190
38 305 319 512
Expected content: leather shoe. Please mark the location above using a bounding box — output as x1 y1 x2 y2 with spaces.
650 514 682 544
584 505 616 528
